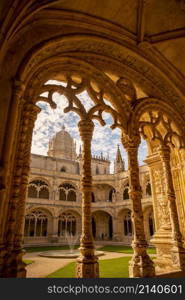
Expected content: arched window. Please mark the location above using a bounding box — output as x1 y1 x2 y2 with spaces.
109 189 115 202
67 190 76 202
60 166 66 172
76 163 80 174
59 189 66 201
28 185 37 198
58 183 76 201
124 211 132 236
91 192 95 202
146 182 152 196
109 216 113 239
24 210 48 237
92 217 96 238
58 213 76 236
27 180 49 199
149 213 155 236
39 186 49 199
123 187 129 200
96 166 99 174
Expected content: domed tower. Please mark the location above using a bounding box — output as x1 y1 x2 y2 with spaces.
47 125 76 160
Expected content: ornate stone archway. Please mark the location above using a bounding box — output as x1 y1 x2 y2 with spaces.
131 97 185 274
1 31 185 278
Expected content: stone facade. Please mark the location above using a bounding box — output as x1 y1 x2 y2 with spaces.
24 126 154 247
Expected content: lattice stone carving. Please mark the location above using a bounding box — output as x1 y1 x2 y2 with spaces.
38 73 124 130
139 110 184 149
116 77 136 103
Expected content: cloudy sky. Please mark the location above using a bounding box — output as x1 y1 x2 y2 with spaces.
31 86 148 173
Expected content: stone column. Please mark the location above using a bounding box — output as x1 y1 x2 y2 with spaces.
0 81 25 277
122 135 155 277
145 152 174 274
4 102 40 277
50 217 59 243
112 216 120 242
160 146 185 271
76 119 99 278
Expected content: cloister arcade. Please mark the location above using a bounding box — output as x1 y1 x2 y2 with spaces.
1 0 185 279
2 53 185 278
24 205 154 246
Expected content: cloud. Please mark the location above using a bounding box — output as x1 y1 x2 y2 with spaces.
31 90 148 172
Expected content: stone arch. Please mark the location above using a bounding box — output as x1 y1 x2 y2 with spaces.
60 166 67 172
95 165 99 175
25 206 54 218
92 184 116 203
92 209 114 218
29 177 51 187
143 205 155 242
92 210 113 240
67 190 76 202
57 208 81 218
132 97 185 147
59 181 78 190
117 208 133 244
146 182 152 197
27 179 50 199
58 182 77 202
2 29 185 278
108 188 116 202
57 209 81 239
8 37 184 259
18 34 185 111
24 207 53 238
91 192 95 203
132 97 185 238
123 182 129 200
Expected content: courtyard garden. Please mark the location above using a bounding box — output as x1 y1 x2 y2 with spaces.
24 245 156 254
47 257 131 278
24 245 156 278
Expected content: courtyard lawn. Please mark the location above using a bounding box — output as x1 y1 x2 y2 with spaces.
24 260 34 265
98 245 156 254
24 245 156 254
24 245 79 253
47 257 130 278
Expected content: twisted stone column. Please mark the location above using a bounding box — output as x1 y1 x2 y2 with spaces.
76 119 99 278
4 102 40 277
122 135 155 277
160 146 185 271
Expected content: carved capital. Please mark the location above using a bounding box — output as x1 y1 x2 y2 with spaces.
121 133 140 150
159 146 170 161
78 119 94 141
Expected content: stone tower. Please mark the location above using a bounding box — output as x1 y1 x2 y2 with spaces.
114 144 125 173
47 125 77 160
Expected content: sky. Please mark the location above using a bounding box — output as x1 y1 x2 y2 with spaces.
31 83 148 173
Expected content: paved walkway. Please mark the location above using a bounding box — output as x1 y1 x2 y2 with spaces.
25 251 134 278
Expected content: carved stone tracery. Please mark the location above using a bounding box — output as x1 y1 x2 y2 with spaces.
34 70 129 278
135 103 185 273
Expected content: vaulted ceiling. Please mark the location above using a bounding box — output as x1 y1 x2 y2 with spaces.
0 0 185 77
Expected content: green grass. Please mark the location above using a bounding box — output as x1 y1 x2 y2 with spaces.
24 259 34 265
24 245 79 253
47 257 130 278
99 245 156 254
24 245 156 254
